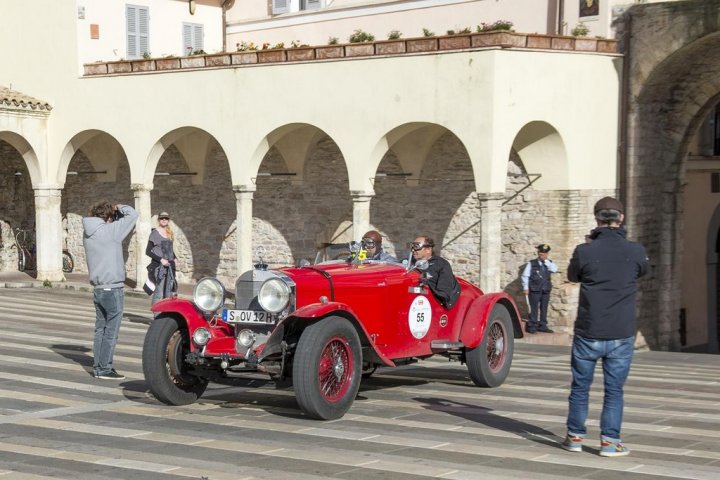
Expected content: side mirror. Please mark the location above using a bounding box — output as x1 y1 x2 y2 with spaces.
298 258 311 267
415 259 429 271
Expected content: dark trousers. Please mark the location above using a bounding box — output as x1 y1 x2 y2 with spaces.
528 290 550 330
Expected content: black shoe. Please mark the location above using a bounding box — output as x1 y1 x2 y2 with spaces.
526 328 537 334
537 327 555 333
96 369 125 380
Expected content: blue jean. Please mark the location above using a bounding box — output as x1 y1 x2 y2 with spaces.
93 287 124 376
566 334 634 441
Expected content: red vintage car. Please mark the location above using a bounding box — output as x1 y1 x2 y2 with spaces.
142 248 523 420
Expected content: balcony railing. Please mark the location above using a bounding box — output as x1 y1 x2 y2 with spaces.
83 31 619 76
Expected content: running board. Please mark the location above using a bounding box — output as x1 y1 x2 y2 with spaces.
431 340 464 349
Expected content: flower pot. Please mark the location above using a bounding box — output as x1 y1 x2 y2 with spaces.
526 34 552 49
156 58 181 70
131 60 155 72
375 40 406 55
257 49 286 63
315 46 344 59
406 38 437 53
345 43 375 57
286 48 315 61
551 37 575 50
231 52 258 65
84 63 108 76
107 61 131 74
181 56 206 68
438 34 471 50
597 40 618 53
205 54 231 66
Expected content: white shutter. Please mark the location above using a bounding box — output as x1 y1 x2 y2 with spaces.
126 5 137 58
126 5 149 59
272 0 289 14
138 7 149 57
193 24 204 51
305 0 322 10
182 23 192 55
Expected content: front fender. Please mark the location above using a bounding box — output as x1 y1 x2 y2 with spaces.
459 293 523 348
151 298 217 352
259 302 395 367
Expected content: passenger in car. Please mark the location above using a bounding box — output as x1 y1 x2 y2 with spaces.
361 230 399 263
410 235 461 309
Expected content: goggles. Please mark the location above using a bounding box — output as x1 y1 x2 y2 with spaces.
361 238 377 248
410 242 430 251
159 216 170 220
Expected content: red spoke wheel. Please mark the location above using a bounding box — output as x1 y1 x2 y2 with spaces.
466 304 514 387
293 316 361 420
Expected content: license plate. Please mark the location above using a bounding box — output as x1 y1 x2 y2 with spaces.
222 309 277 324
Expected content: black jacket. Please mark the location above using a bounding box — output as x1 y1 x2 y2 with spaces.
568 227 650 339
425 255 461 309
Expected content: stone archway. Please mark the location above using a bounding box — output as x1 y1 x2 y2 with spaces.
619 2 720 350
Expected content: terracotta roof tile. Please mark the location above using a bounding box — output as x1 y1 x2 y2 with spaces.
0 86 52 111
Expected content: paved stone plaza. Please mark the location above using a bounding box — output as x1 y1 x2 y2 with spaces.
0 285 719 479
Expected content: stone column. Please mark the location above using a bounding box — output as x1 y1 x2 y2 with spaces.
132 184 152 290
351 192 373 242
34 187 64 282
477 192 504 293
234 187 254 275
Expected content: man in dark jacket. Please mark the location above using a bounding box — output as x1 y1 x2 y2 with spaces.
411 235 461 309
562 196 649 457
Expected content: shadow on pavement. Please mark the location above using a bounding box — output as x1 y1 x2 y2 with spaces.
415 397 562 448
50 344 94 376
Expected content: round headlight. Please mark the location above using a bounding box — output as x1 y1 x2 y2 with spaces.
237 329 256 348
192 327 211 346
193 277 225 313
258 278 291 313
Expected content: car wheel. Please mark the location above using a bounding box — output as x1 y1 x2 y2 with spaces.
142 316 208 405
466 304 514 388
293 316 362 420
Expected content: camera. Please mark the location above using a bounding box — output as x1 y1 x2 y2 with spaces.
112 209 123 222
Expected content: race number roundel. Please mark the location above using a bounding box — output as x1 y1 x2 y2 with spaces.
408 296 432 339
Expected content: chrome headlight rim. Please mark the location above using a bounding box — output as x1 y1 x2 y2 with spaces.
258 277 291 314
192 327 211 346
193 277 226 313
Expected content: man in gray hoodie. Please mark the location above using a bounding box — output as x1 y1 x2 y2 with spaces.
83 201 138 380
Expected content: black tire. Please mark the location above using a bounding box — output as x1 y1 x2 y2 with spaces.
62 251 74 273
18 249 26 272
293 316 362 420
142 316 208 405
466 304 514 388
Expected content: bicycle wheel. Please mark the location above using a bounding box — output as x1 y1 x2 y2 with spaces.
18 249 27 272
62 251 74 273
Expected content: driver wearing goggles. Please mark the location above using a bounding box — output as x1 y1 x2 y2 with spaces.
410 235 461 309
361 230 399 263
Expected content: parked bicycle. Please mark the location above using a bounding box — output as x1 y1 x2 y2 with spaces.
13 228 74 273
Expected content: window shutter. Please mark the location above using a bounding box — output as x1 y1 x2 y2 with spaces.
126 5 149 59
126 5 137 58
272 0 289 14
138 7 149 57
193 24 204 51
182 23 192 55
305 0 322 10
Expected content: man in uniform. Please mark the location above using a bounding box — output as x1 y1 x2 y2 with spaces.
522 243 558 333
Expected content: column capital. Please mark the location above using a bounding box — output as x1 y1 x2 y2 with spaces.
475 191 505 203
32 187 62 198
131 183 153 193
233 184 256 194
350 191 375 202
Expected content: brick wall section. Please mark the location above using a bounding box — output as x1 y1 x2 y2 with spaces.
616 0 720 349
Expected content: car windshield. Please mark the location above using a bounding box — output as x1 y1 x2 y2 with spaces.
314 243 352 264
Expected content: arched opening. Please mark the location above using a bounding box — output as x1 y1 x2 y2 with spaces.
148 128 234 284
0 133 39 272
60 131 131 277
371 123 477 281
252 124 349 267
